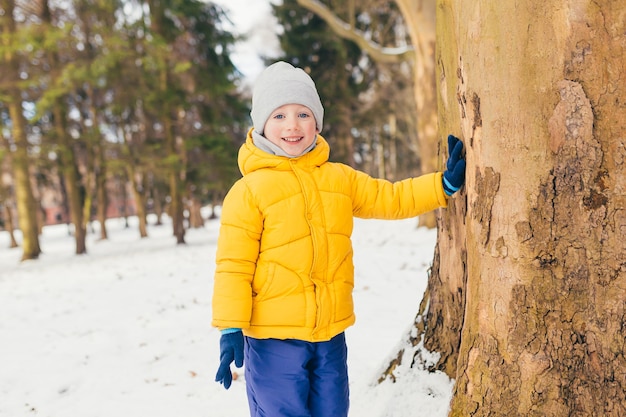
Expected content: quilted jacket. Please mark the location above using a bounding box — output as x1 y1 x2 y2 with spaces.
211 129 448 342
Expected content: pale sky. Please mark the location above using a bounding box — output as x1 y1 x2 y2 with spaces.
211 0 281 85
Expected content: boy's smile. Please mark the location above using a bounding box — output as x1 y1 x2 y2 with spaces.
283 136 304 142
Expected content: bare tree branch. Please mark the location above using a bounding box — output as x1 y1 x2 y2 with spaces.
296 0 415 63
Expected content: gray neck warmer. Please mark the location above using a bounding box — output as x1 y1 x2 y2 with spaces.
252 130 316 158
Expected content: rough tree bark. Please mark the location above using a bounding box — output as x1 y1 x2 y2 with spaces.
415 1 626 415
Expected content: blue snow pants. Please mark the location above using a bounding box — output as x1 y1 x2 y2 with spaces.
244 332 349 417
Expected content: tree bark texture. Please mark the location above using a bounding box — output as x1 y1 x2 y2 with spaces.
426 0 626 416
430 0 626 415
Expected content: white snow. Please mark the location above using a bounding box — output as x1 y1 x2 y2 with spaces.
0 212 453 417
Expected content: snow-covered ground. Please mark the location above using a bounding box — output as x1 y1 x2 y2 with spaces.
0 212 453 417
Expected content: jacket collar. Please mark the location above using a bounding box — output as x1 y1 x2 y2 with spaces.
238 128 330 175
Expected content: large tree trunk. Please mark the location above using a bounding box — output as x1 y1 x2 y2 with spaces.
423 0 626 415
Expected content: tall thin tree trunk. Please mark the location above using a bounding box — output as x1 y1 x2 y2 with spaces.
152 185 164 226
127 163 148 238
94 146 108 239
148 0 185 244
2 199 18 248
1 0 41 260
82 86 109 241
1 137 19 249
124 109 149 238
43 0 87 254
7 103 41 261
164 116 185 244
54 104 87 254
187 196 204 229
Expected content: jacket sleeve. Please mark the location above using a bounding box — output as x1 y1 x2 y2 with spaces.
348 167 448 219
211 179 262 330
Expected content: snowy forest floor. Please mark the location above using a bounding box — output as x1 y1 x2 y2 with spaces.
0 212 453 417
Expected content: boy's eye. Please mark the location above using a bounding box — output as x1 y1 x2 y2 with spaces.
298 112 310 118
273 114 284 119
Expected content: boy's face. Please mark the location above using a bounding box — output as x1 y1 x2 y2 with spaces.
263 103 318 156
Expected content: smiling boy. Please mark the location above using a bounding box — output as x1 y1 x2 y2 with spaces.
212 61 466 417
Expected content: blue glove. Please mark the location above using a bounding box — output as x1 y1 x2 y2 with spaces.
215 329 244 389
442 134 466 196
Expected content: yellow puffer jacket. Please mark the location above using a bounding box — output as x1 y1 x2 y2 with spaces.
211 129 448 342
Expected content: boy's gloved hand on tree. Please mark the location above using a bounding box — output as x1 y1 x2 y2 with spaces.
215 329 244 389
442 134 466 196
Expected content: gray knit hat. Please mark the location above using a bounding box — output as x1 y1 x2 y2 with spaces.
250 61 324 134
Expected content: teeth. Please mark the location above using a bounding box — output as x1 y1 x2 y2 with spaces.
283 137 302 142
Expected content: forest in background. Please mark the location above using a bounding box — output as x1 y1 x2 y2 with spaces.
0 0 420 260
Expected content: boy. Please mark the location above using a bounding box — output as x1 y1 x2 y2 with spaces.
212 61 465 417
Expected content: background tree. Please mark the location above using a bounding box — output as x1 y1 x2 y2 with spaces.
37 0 90 253
73 0 120 242
143 0 243 244
0 121 19 248
0 0 42 260
0 0 246 259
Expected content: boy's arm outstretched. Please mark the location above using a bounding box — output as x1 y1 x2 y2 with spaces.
350 134 466 219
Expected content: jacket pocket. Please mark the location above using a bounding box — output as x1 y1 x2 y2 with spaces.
251 262 308 327
252 262 275 302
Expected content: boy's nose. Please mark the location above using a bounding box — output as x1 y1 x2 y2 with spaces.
286 116 300 129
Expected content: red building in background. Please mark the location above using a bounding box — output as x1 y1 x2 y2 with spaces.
1 172 137 231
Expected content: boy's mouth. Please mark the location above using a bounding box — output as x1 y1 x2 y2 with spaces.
282 136 303 143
